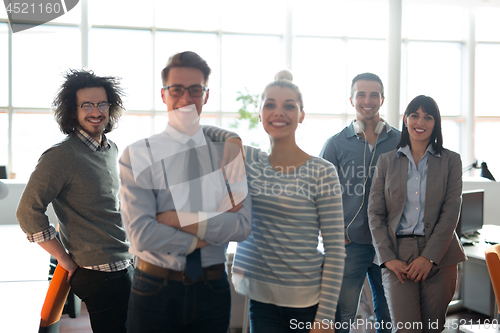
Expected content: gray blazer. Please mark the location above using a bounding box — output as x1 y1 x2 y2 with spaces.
368 148 467 269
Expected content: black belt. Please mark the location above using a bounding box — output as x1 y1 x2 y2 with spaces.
136 258 224 283
396 234 425 238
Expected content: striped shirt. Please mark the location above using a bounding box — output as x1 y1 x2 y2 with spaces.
201 124 345 322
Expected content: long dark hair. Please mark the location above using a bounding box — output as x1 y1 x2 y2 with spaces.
397 95 443 154
53 69 124 134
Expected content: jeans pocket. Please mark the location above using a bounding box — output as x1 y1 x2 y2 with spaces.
205 277 230 293
131 271 165 296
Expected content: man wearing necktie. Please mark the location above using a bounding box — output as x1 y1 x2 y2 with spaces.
119 51 252 333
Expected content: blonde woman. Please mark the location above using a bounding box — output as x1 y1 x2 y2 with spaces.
205 70 345 332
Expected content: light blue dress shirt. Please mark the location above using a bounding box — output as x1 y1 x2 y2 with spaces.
119 125 252 271
396 145 440 236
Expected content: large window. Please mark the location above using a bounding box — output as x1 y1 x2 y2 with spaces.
0 0 498 180
474 6 500 179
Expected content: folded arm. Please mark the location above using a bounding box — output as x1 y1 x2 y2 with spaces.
119 147 201 256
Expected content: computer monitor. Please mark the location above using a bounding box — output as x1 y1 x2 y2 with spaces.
0 166 7 179
457 190 484 237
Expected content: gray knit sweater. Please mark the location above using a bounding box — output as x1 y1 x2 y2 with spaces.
17 134 131 267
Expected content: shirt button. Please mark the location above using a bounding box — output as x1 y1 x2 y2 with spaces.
416 177 419 180
416 192 418 194
416 207 419 210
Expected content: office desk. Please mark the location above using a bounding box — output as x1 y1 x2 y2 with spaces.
462 225 500 318
0 225 50 331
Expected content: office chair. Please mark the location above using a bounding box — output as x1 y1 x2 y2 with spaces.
485 244 500 315
458 245 500 333
39 265 71 333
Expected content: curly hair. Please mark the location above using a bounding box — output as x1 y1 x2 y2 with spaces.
53 69 125 134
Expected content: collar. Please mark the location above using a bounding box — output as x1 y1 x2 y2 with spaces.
165 124 206 147
75 127 110 151
397 144 440 158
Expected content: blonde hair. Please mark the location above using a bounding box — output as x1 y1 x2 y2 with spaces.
261 70 304 111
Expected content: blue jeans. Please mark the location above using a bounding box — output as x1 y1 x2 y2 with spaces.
126 268 231 333
335 243 391 333
69 265 133 333
249 300 318 333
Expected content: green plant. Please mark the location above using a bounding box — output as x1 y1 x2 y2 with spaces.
231 88 260 130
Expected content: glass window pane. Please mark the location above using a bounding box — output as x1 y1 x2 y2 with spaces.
293 0 387 38
221 35 283 112
155 0 218 30
475 122 500 181
441 119 460 155
155 32 219 112
296 117 344 156
52 1 81 24
292 0 347 36
476 7 500 42
0 23 8 107
12 25 80 108
0 3 6 18
402 3 464 41
347 39 388 115
293 37 346 115
345 0 388 38
405 42 461 116
154 112 169 134
12 113 66 180
106 114 153 158
90 0 153 27
475 44 500 117
347 39 387 85
0 111 7 167
89 28 153 111
220 0 285 34
222 115 270 151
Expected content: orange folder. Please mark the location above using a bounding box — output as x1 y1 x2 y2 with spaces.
39 265 71 332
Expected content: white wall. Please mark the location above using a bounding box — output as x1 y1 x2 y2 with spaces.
463 179 500 226
0 180 58 226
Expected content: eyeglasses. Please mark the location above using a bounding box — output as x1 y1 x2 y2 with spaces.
162 85 208 97
79 102 111 113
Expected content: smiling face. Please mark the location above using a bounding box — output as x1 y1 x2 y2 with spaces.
350 80 384 122
404 107 435 146
161 67 209 132
75 87 109 143
259 86 304 139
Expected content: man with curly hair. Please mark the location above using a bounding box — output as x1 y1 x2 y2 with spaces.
17 69 133 333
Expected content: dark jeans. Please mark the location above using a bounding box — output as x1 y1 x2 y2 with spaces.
249 299 319 333
126 267 231 333
69 265 133 333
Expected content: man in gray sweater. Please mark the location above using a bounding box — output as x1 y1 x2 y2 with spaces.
17 70 133 333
